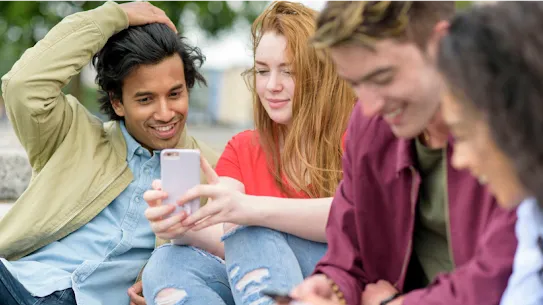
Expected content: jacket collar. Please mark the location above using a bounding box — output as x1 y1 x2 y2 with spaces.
395 137 415 173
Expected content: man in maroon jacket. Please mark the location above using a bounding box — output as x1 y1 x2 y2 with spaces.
286 2 517 305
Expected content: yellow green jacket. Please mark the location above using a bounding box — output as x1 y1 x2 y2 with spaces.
0 2 219 261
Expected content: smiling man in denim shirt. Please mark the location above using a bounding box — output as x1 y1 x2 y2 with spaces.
0 2 220 305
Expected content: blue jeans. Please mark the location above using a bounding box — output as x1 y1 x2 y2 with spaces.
143 245 233 305
0 261 76 305
143 226 327 305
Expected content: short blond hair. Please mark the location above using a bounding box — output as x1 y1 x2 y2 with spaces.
312 1 455 50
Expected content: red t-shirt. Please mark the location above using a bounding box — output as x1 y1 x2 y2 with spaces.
215 130 346 199
215 130 308 198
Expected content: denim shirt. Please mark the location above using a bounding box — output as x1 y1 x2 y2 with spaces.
1 121 159 305
500 197 543 305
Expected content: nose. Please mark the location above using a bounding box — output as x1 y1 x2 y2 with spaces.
355 85 385 117
154 98 176 123
266 71 283 92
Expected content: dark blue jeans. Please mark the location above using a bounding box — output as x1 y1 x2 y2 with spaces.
0 261 76 305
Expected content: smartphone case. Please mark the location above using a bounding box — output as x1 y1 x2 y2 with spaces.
160 149 201 245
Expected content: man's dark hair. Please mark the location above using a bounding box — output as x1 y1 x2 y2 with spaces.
92 23 206 121
438 2 543 207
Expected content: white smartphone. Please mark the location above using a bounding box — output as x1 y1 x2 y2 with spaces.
160 149 201 216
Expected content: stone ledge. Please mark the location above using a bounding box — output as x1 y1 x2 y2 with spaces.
0 149 31 200
0 202 14 218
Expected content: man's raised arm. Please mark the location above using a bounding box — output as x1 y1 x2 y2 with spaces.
1 2 129 170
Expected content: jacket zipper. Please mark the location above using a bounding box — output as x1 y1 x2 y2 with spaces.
395 166 419 288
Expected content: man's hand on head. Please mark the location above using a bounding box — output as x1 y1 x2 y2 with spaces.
119 2 177 33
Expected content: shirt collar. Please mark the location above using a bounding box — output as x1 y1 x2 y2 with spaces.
120 121 149 161
119 120 193 161
394 133 454 174
517 196 541 219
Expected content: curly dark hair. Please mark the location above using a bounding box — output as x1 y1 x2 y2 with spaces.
92 23 207 121
438 2 543 207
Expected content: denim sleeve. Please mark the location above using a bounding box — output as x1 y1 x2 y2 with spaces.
499 198 543 305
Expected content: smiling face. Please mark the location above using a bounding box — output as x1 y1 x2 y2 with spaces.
329 39 443 139
254 31 296 126
441 89 528 209
111 54 188 152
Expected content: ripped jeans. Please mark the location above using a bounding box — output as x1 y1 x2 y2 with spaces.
142 226 327 305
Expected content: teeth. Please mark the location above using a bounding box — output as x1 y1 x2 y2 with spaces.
384 107 403 119
154 124 174 132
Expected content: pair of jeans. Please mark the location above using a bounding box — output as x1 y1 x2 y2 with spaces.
0 261 76 305
142 226 327 305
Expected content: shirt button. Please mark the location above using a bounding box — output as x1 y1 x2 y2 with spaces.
144 168 150 175
135 197 140 203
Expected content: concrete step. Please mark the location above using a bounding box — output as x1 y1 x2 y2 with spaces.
0 148 31 200
0 202 13 218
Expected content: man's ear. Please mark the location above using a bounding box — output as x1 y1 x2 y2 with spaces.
110 92 125 117
426 20 450 61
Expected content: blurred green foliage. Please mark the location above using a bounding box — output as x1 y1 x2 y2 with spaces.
0 1 266 103
456 1 474 10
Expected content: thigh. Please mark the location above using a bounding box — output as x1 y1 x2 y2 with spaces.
224 226 304 305
285 234 328 278
0 261 76 305
143 244 233 305
0 260 35 305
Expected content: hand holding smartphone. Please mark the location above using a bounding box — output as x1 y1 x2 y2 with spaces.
261 289 309 305
160 149 201 244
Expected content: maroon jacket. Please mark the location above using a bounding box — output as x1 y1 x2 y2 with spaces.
314 102 517 305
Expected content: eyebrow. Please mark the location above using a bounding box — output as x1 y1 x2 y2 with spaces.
349 66 397 85
255 60 290 68
133 84 185 98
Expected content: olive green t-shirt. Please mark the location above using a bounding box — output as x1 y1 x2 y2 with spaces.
408 137 455 288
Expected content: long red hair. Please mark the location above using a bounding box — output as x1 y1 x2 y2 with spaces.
246 1 356 198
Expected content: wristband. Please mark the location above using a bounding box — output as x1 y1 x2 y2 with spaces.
326 276 346 305
380 292 401 305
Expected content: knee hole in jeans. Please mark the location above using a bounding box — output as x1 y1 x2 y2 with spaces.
155 288 187 305
230 267 272 305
